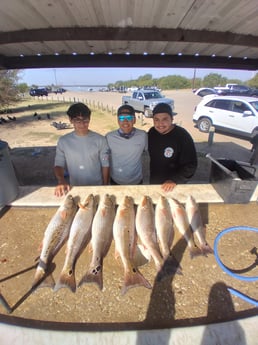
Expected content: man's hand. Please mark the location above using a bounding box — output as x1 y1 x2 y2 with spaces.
161 180 176 192
54 183 71 197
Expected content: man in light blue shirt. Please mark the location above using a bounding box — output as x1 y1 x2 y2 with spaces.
106 105 148 185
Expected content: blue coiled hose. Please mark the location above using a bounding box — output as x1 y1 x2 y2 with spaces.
214 226 258 307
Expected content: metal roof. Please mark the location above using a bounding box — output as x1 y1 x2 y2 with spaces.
0 0 257 70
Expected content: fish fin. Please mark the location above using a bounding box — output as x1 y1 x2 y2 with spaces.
88 242 93 253
121 267 152 295
114 248 120 261
54 269 76 293
78 202 86 209
132 244 151 267
38 240 43 252
60 209 68 220
101 208 107 217
78 266 103 291
200 242 214 256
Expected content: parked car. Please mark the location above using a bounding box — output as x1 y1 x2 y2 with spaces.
193 88 218 97
29 88 48 96
218 84 258 97
193 95 258 139
54 88 66 94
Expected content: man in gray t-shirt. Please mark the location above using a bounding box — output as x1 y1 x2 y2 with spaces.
106 105 147 185
54 103 110 196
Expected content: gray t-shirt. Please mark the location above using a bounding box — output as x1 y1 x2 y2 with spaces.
55 130 109 186
106 128 147 184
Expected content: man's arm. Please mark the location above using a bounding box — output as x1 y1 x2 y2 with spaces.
102 166 110 185
54 166 71 196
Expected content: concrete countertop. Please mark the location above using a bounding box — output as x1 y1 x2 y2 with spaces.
8 183 258 207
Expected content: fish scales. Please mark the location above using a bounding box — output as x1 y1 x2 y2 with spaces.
185 195 214 256
32 194 78 288
168 197 202 259
55 194 96 292
155 195 174 259
136 196 163 272
78 194 115 290
113 196 151 295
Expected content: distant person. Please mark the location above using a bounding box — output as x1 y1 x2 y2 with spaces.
106 104 148 185
148 102 197 192
54 102 110 196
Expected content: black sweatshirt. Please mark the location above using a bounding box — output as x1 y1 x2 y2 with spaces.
148 125 197 184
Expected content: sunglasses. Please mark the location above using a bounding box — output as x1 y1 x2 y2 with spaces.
118 115 134 121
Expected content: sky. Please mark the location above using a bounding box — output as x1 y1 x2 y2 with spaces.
19 67 257 87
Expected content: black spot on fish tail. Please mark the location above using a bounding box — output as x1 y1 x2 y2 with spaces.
78 266 103 291
54 268 76 293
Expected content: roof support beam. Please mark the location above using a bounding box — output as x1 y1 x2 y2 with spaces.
0 27 258 48
2 54 258 70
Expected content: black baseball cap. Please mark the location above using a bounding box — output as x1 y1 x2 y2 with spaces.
152 103 177 117
117 104 135 116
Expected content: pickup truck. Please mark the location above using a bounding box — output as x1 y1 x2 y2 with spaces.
214 84 258 97
214 83 238 94
122 89 174 117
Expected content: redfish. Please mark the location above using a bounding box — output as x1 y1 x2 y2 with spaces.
78 194 115 290
169 197 202 259
185 195 214 256
155 195 174 259
32 194 78 288
113 196 152 295
136 196 180 280
54 194 95 292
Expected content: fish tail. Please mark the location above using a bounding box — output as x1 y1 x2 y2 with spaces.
156 254 182 281
78 267 103 291
32 266 45 287
189 245 203 259
32 267 55 289
54 269 76 293
200 242 214 256
121 268 152 295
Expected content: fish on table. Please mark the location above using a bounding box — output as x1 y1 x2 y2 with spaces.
155 195 174 259
78 194 116 290
113 196 152 295
185 195 214 256
54 194 96 293
136 195 181 281
32 194 78 288
168 197 202 259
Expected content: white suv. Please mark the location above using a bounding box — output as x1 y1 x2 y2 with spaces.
193 95 258 139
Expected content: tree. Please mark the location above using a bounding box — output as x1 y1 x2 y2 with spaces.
202 73 227 88
17 82 29 95
0 70 21 109
248 73 258 88
158 75 191 90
